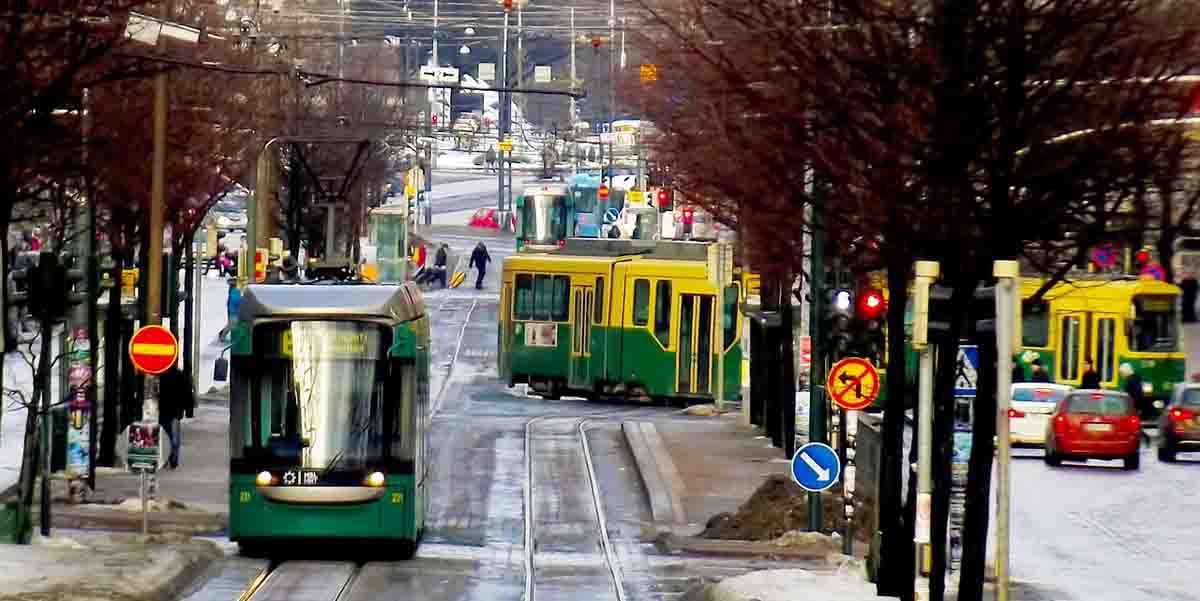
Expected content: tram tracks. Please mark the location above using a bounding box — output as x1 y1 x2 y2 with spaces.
524 410 646 601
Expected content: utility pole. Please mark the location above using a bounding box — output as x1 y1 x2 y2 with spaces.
807 168 827 532
911 260 940 601
66 90 96 500
993 260 1019 601
569 6 577 174
498 7 511 222
432 0 439 68
607 0 616 179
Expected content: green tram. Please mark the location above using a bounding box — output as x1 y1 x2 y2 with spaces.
499 241 742 404
227 283 432 557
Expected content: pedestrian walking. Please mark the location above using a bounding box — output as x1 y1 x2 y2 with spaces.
1120 363 1151 420
485 147 497 174
1182 271 1198 323
220 278 241 342
1080 357 1101 389
470 241 491 290
434 243 450 288
158 366 195 469
1030 358 1051 383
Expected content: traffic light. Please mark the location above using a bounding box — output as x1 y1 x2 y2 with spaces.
826 287 854 360
656 188 674 211
681 206 695 237
927 283 954 341
853 287 887 366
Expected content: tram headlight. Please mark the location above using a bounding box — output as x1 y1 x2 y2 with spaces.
256 471 274 486
365 471 386 487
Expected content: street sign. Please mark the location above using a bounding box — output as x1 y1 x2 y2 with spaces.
603 207 620 224
534 65 552 83
498 138 514 152
128 325 179 375
799 335 812 367
790 442 840 492
954 345 979 397
126 422 161 472
1090 242 1118 269
598 184 610 200
639 63 658 84
479 62 496 81
628 189 645 204
1141 262 1166 281
826 357 881 410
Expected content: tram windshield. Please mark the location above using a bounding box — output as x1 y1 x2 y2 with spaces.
521 194 569 245
244 321 391 469
1131 295 1178 352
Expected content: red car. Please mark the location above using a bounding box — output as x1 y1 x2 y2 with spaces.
1044 390 1141 470
468 208 516 230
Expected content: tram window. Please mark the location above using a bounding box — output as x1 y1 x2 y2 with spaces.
723 284 740 349
515 274 533 320
594 278 605 323
633 279 650 326
249 322 390 470
1097 318 1116 382
553 276 570 321
534 275 552 320
1022 299 1050 347
654 280 672 345
1131 295 1179 352
1060 316 1080 381
575 188 597 213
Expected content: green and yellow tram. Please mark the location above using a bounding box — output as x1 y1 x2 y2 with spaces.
1018 277 1184 401
499 248 742 403
227 283 432 557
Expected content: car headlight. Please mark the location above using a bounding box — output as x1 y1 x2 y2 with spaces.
365 471 386 487
1143 382 1154 395
1153 400 1165 410
255 470 273 486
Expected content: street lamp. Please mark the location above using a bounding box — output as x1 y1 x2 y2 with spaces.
465 26 476 36
459 44 470 55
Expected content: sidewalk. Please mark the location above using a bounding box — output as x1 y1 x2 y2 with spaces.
0 532 222 601
49 402 229 534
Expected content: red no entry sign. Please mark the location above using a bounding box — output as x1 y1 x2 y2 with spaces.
826 357 881 411
128 325 179 375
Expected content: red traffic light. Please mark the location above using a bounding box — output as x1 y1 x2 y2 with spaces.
503 0 513 10
858 289 886 318
591 37 602 49
432 115 438 126
1135 249 1150 264
656 189 668 205
598 184 610 200
681 207 694 225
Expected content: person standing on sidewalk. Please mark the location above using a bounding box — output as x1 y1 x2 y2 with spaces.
158 366 195 469
434 243 449 288
470 241 491 290
220 278 241 342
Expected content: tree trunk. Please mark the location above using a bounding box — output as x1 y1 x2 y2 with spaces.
780 274 796 459
18 316 54 542
958 310 998 601
98 252 122 467
877 256 911 597
929 278 975 601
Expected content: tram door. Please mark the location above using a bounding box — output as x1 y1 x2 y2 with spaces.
570 286 595 389
1056 312 1120 387
677 294 714 395
500 283 513 380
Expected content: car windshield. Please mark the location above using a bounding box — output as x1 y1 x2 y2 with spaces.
1065 393 1132 416
1178 388 1200 410
251 321 390 469
1012 386 1068 403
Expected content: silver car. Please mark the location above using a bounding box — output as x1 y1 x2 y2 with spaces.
1010 383 1074 447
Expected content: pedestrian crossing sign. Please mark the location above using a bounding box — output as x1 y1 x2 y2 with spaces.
955 345 979 397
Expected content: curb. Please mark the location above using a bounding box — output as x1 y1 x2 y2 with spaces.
657 533 835 562
52 504 227 535
622 421 687 525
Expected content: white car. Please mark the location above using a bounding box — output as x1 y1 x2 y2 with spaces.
1010 383 1073 446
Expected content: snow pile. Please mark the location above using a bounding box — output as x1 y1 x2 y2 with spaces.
703 568 887 601
113 497 194 513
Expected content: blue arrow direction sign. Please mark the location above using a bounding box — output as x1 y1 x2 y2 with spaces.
791 442 841 492
603 207 620 224
955 345 979 397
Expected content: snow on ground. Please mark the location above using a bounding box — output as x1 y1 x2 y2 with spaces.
0 351 33 492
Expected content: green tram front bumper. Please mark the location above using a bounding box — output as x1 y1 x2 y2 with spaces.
229 474 417 541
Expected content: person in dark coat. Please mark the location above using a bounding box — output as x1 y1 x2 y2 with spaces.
1030 358 1052 383
1181 272 1198 323
158 367 195 469
1080 357 1102 390
1120 363 1151 421
469 242 491 289
1011 356 1026 384
434 243 449 288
